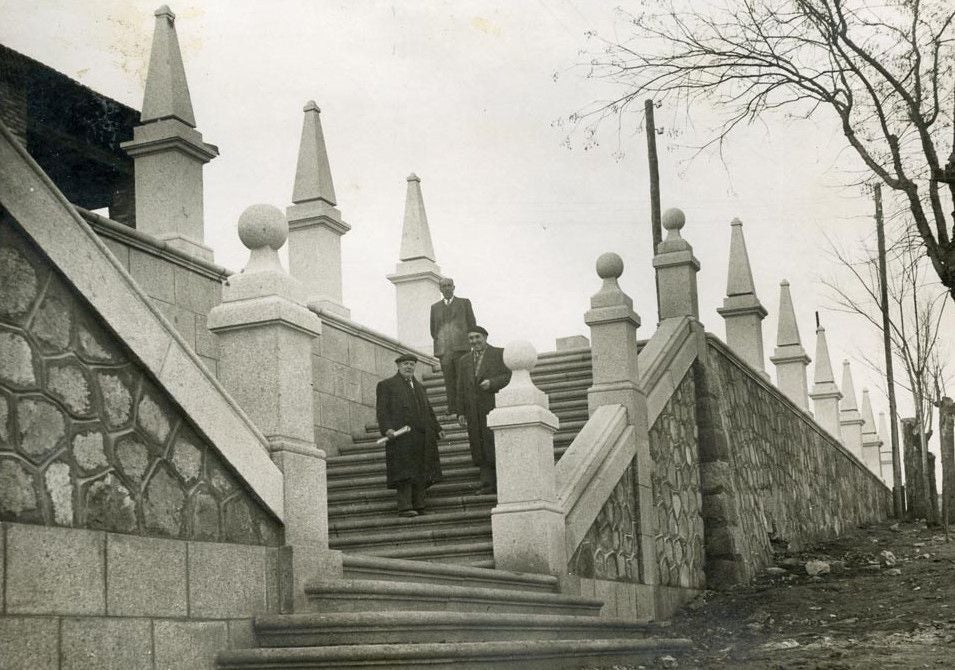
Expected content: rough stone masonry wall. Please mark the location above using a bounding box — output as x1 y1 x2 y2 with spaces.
699 339 891 587
0 213 280 545
568 367 705 591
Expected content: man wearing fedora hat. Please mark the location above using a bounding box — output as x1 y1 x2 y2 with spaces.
376 353 443 517
455 326 511 494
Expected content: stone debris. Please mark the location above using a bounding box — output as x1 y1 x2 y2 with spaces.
879 550 897 566
657 655 678 668
766 567 787 576
885 568 902 576
805 560 831 576
890 523 901 531
760 639 800 651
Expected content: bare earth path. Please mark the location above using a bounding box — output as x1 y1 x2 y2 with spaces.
595 520 955 668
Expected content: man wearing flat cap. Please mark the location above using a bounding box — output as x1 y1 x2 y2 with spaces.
376 353 443 517
455 326 511 494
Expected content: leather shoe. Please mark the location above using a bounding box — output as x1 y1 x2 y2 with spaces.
398 510 418 518
414 508 427 516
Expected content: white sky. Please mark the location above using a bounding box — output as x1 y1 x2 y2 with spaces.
3 0 953 467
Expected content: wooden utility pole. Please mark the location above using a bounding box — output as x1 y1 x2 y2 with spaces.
645 99 662 321
875 184 904 517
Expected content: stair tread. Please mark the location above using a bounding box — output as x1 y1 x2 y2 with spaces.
341 554 557 588
306 579 602 606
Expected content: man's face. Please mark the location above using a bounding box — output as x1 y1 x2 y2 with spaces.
468 332 487 351
397 360 416 379
439 281 455 300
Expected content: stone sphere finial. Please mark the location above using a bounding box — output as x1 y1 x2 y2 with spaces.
596 252 624 280
238 204 287 252
503 340 538 373
661 208 686 238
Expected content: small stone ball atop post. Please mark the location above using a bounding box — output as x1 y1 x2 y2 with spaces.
238 204 288 274
596 252 624 281
499 340 549 408
662 207 686 241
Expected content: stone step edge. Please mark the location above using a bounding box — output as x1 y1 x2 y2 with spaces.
253 610 657 640
304 579 602 610
216 637 691 667
330 508 492 533
341 554 557 591
329 524 493 549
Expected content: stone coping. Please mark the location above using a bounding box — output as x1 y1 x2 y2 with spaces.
638 316 701 426
311 305 438 366
705 333 888 489
0 122 285 521
75 206 233 281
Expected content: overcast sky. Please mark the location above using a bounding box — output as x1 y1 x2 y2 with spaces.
3 0 953 457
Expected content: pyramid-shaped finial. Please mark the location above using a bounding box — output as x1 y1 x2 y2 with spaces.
813 325 835 384
861 388 877 435
726 218 758 297
399 173 436 261
775 279 801 347
141 5 197 127
878 411 887 440
291 100 337 206
840 360 859 411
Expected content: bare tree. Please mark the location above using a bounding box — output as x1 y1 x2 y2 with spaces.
825 235 949 522
574 0 955 300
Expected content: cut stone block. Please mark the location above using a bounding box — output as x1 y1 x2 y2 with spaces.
106 533 187 616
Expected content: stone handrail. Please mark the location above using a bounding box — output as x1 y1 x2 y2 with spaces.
556 404 634 555
639 316 703 426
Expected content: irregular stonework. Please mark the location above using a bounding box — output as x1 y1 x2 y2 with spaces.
568 461 641 582
0 329 36 388
72 430 108 472
17 397 66 463
47 361 93 416
0 215 280 545
699 341 891 586
0 246 38 321
647 370 705 589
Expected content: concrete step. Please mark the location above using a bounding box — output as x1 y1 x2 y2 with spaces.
329 494 496 521
328 452 476 479
329 522 493 553
217 637 691 669
330 508 491 536
302 579 603 616
341 554 557 593
327 467 480 493
327 481 494 505
364 540 494 566
253 610 660 646
350 419 587 449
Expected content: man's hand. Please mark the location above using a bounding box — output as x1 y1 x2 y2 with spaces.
386 428 396 439
479 379 491 391
438 431 445 440
457 414 467 428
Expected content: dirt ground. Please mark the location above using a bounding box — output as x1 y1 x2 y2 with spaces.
646 520 955 668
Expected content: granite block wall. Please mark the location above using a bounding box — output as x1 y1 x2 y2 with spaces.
0 215 279 546
699 338 891 586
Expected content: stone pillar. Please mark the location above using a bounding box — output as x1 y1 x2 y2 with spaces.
716 218 767 375
488 341 566 576
585 252 644 419
809 325 842 440
121 5 218 261
838 361 865 459
651 208 699 320
878 412 894 486
286 101 351 317
386 174 441 350
860 389 883 476
769 280 811 411
207 204 339 607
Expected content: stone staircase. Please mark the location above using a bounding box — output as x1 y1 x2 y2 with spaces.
216 347 692 668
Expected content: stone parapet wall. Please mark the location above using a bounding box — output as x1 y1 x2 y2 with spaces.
311 310 435 456
647 367 705 590
0 217 279 545
0 521 285 669
699 337 891 586
80 207 228 377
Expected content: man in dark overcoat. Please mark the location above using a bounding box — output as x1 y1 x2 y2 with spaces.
455 326 511 494
376 353 443 517
429 277 476 417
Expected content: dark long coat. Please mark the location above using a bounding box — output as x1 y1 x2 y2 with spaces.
430 296 476 356
455 345 512 466
376 373 442 488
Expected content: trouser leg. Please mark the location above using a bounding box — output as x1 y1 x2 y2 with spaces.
396 482 412 511
411 482 427 511
439 353 462 414
479 465 497 492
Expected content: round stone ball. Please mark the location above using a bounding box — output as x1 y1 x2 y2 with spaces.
503 340 538 372
661 207 686 232
238 204 288 251
596 252 624 280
